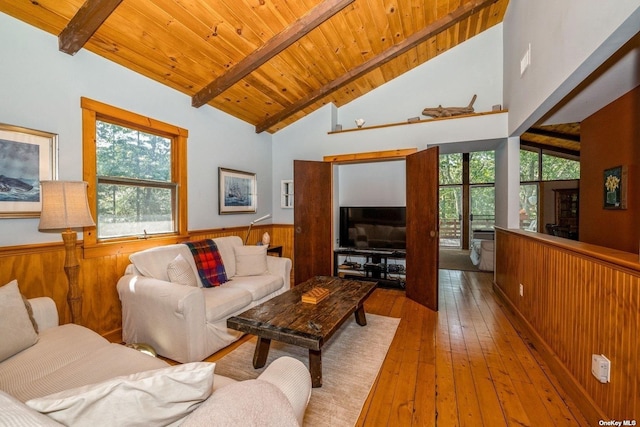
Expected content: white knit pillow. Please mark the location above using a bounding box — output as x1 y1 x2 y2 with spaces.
0 280 39 363
167 254 198 286
26 362 215 426
234 245 268 277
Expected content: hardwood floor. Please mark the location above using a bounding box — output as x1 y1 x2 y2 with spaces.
356 270 589 426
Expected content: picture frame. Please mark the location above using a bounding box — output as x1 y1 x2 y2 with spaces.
603 165 627 209
218 167 257 214
0 123 58 218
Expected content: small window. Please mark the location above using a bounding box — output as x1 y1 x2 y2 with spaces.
281 180 294 208
439 153 462 185
542 153 580 181
520 148 540 182
469 151 495 184
82 98 188 247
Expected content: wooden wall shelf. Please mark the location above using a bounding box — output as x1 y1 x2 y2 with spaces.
328 110 508 134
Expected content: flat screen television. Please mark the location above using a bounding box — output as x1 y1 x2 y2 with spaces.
339 206 406 251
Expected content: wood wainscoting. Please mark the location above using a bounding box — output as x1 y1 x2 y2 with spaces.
494 228 639 423
0 224 296 341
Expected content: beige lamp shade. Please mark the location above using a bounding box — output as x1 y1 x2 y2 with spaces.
38 181 95 230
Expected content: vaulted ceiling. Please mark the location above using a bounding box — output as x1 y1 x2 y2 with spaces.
0 0 510 134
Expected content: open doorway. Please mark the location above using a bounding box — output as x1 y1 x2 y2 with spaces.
439 151 495 250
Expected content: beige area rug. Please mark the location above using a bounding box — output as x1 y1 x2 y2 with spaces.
439 249 479 271
214 314 400 427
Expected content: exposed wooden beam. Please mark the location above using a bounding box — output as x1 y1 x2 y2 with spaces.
192 0 355 108
520 140 580 158
256 0 498 133
58 0 123 55
527 127 581 142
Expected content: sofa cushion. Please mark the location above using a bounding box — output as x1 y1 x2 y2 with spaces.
0 390 62 427
202 287 253 323
0 280 39 363
0 324 168 402
211 236 242 278
234 245 268 276
129 244 197 282
167 254 198 287
224 275 284 301
26 362 215 427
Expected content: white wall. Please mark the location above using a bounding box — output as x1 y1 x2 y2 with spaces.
503 0 640 136
0 13 273 246
272 24 507 224
338 161 406 206
337 24 504 129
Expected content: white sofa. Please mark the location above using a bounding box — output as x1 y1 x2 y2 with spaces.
0 291 311 426
117 236 292 363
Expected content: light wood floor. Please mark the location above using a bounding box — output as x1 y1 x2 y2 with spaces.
356 270 589 426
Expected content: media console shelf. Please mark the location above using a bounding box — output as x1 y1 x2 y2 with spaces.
333 248 406 289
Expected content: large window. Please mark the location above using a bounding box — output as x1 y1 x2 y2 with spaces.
82 98 188 248
519 146 580 232
439 151 495 248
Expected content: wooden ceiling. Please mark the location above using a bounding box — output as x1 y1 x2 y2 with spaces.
521 122 581 157
1 0 510 133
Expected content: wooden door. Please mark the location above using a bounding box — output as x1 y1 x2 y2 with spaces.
406 147 439 310
294 160 333 285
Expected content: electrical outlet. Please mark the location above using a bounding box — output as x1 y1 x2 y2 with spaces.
592 354 611 383
519 283 524 297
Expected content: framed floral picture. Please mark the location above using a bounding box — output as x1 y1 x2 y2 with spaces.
603 165 627 209
0 124 58 218
218 167 257 214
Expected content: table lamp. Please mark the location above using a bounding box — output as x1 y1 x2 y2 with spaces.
38 181 95 324
244 213 271 245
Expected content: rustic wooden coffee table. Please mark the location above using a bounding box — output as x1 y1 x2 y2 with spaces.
227 275 377 387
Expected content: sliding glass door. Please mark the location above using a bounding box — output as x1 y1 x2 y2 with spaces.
439 185 462 248
469 185 495 240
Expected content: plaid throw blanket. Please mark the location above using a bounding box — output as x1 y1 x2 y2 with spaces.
184 239 228 288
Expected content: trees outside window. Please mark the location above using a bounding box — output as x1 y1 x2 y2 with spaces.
82 98 188 248
96 121 175 238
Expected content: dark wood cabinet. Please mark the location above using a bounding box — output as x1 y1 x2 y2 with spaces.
552 188 579 239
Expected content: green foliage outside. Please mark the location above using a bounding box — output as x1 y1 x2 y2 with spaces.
439 149 580 237
96 121 174 238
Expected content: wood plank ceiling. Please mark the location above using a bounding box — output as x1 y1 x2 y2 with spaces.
1 0 511 134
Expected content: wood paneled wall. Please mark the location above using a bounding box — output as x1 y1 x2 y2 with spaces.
580 85 640 253
0 224 295 341
494 228 639 422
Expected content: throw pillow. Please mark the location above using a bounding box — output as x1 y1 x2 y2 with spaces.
234 245 268 277
167 253 198 287
26 362 216 427
0 280 39 363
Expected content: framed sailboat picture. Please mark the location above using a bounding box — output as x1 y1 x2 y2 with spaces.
218 167 257 214
0 123 58 218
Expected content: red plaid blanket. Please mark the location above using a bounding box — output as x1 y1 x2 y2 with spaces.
184 239 228 288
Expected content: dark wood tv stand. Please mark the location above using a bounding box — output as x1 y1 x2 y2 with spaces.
333 248 406 289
